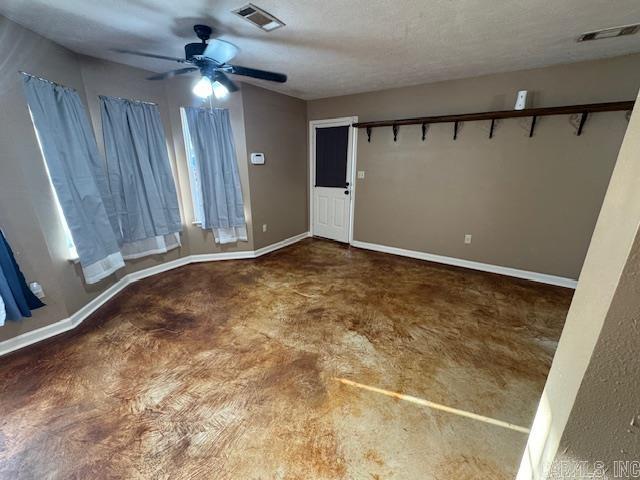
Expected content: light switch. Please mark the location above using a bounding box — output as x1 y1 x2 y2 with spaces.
357 171 365 179
464 234 472 244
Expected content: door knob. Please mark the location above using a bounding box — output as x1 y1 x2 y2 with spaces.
344 190 349 195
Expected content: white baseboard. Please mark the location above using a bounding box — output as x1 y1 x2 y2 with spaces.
0 232 311 357
2 232 571 356
350 240 578 289
0 317 75 357
253 231 311 257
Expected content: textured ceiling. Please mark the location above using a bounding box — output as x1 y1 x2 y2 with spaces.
1 0 639 99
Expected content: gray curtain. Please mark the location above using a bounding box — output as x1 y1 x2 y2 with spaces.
22 75 124 284
184 107 246 243
100 96 182 258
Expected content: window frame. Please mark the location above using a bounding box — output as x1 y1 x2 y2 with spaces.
28 107 79 261
180 108 205 226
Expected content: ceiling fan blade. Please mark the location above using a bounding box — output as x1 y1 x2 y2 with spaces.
112 48 186 63
203 39 239 64
226 65 287 83
213 72 239 92
147 67 198 81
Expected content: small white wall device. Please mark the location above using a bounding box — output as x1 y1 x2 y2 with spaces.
515 90 528 110
251 152 265 165
29 282 45 299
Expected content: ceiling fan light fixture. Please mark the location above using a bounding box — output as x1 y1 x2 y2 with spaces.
193 76 213 98
212 80 230 99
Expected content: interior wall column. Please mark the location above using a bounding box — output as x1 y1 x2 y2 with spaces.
517 89 640 479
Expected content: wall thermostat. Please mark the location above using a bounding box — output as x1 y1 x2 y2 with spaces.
251 153 265 165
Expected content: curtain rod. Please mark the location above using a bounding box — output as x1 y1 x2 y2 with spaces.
99 94 157 106
19 74 157 106
187 105 225 110
187 106 227 112
19 71 77 91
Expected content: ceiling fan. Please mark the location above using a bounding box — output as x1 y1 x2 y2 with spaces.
114 24 287 99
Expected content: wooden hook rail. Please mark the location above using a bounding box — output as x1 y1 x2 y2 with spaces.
352 100 634 141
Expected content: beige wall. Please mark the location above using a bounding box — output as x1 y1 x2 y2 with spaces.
0 30 205 338
517 90 640 480
307 54 640 278
0 16 306 343
554 234 640 475
0 16 86 341
242 83 308 249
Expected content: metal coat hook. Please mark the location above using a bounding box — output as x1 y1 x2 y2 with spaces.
577 112 588 136
366 127 372 142
393 124 399 142
453 121 459 140
489 119 495 139
529 116 537 137
422 123 428 141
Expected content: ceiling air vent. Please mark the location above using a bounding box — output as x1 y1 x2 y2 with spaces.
233 4 285 32
577 23 640 42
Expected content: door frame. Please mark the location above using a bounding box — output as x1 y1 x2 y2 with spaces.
309 116 359 243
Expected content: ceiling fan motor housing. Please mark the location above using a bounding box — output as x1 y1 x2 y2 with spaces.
185 24 214 60
184 42 207 60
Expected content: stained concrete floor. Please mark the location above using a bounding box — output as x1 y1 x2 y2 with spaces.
0 239 572 479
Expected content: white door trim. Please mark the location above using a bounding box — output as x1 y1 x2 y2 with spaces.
309 116 358 243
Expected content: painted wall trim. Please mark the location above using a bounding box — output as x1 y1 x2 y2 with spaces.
351 240 578 289
0 232 311 357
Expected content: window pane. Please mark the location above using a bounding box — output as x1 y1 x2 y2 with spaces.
180 108 205 224
28 107 78 260
315 126 349 188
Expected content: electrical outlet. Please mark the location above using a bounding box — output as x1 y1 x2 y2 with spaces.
29 282 45 299
464 234 472 244
357 171 365 179
262 224 268 232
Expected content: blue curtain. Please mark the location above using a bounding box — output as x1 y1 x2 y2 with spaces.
184 107 247 244
100 96 182 259
0 230 44 325
22 75 124 284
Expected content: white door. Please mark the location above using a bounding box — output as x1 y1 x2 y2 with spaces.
311 119 355 243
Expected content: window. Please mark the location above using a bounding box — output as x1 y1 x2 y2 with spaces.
28 108 79 261
180 107 205 225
